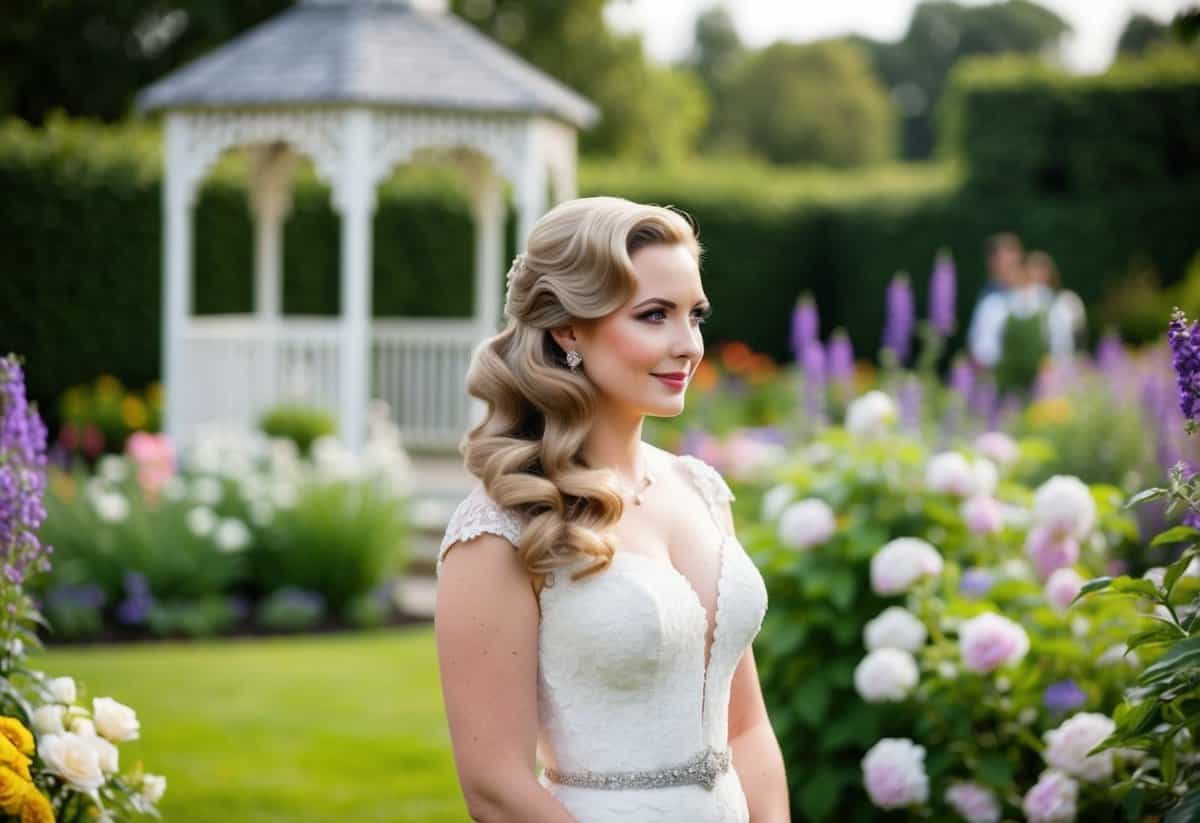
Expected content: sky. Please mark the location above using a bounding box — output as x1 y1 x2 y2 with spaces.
605 0 1195 74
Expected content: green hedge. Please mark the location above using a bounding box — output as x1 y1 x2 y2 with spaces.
944 50 1200 194
2 109 1199 439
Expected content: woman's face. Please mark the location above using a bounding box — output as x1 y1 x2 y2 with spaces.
565 242 708 420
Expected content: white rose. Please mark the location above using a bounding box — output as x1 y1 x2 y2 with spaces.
958 612 1030 673
777 499 836 550
97 455 128 484
854 648 919 702
38 732 106 792
49 676 77 704
846 391 898 438
1044 568 1086 613
861 738 929 809
190 475 223 506
1022 769 1078 823
864 607 927 653
760 484 796 522
1032 475 1096 540
92 697 140 742
945 781 1001 823
186 506 217 538
974 431 1018 467
926 452 974 496
89 734 120 775
870 538 944 596
91 491 130 524
70 717 96 737
141 773 167 804
214 517 251 553
30 704 64 736
1043 712 1116 782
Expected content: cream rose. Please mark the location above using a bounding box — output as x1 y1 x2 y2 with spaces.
92 697 140 742
38 732 105 792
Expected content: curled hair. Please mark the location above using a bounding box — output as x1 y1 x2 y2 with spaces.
459 196 702 593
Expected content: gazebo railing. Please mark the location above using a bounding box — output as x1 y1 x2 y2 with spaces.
178 315 480 451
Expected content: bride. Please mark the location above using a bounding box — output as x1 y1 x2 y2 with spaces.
434 196 790 821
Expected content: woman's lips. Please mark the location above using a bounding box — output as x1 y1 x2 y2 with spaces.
652 373 687 391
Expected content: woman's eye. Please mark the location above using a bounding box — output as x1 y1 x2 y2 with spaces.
640 309 711 323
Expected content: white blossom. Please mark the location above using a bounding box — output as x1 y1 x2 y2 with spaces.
777 499 836 550
845 391 898 438
854 649 919 702
1032 476 1096 540
861 738 929 809
864 607 927 653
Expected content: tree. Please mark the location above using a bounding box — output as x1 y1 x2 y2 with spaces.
452 0 708 161
0 1 292 124
715 39 896 167
1117 13 1170 56
686 6 745 152
854 0 1070 159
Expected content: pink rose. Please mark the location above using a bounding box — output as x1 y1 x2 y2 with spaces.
1025 525 1079 581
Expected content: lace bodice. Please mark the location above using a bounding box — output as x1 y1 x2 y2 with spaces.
437 450 769 822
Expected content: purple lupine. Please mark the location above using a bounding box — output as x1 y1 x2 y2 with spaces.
1167 308 1200 433
968 376 998 428
949 356 974 401
790 295 819 363
802 339 827 426
0 355 52 589
116 571 155 625
928 249 957 337
1043 680 1087 713
882 273 915 365
1095 329 1126 377
827 328 855 385
898 375 923 432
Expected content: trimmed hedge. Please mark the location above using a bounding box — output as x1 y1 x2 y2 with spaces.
944 51 1200 194
3 78 1199 440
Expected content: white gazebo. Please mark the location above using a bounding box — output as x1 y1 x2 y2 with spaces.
137 0 598 453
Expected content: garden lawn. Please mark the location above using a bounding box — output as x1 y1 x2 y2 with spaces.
32 626 468 822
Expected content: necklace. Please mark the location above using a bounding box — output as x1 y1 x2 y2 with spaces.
617 451 655 506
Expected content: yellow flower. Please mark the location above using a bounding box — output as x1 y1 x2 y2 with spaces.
0 766 29 815
120 396 148 429
1028 397 1073 428
19 787 53 823
0 736 31 781
94 375 122 397
0 717 35 757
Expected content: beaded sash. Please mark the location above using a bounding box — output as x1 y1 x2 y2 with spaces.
542 745 732 791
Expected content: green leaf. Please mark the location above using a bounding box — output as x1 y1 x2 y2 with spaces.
1141 635 1200 685
1165 551 1197 597
1073 577 1114 603
1163 737 1178 786
1126 624 1186 650
1112 577 1159 598
798 766 843 821
975 752 1013 789
1165 785 1200 823
1152 526 1200 547
1127 487 1169 508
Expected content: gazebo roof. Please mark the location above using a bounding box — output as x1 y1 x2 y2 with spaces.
136 0 599 129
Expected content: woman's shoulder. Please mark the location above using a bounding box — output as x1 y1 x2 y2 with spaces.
660 446 735 504
437 482 524 571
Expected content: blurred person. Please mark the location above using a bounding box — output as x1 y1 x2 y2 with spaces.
434 197 788 822
1028 250 1087 360
967 232 1025 368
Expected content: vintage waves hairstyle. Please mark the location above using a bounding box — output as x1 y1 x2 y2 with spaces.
458 196 703 593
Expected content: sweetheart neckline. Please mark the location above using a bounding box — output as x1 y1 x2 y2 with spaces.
540 535 734 737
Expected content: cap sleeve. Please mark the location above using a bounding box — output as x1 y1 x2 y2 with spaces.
676 454 736 505
437 484 524 578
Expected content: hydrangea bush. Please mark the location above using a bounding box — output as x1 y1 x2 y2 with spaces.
1 354 165 820
741 390 1148 821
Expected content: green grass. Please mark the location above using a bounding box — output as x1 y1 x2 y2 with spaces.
31 627 469 822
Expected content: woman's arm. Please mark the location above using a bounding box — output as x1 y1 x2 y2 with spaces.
728 646 791 822
435 532 576 822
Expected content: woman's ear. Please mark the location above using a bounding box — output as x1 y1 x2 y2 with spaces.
549 324 578 353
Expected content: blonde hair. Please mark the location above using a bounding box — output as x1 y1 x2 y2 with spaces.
459 196 702 592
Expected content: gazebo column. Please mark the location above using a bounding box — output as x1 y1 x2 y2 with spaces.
516 124 548 250
472 167 505 335
248 143 296 415
161 114 196 450
335 110 376 454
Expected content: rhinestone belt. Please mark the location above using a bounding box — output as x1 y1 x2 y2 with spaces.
543 745 732 791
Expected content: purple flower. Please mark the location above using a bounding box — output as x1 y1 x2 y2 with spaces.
827 328 855 384
959 567 995 598
1184 510 1200 529
1043 679 1087 713
791 295 819 363
928 249 957 337
116 572 155 625
1095 329 1125 376
898 376 923 432
883 274 915 365
1167 308 1200 431
0 355 51 590
802 340 827 426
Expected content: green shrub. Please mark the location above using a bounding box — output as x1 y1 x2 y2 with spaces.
259 404 337 458
256 587 326 632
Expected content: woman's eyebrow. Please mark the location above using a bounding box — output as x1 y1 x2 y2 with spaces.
632 297 711 310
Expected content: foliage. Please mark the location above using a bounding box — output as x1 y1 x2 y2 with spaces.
941 50 1200 195
258 404 336 458
743 408 1145 820
994 309 1048 396
56 375 162 461
713 39 897 167
255 587 325 633
855 0 1070 159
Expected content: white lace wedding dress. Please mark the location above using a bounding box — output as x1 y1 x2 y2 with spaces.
437 451 769 822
